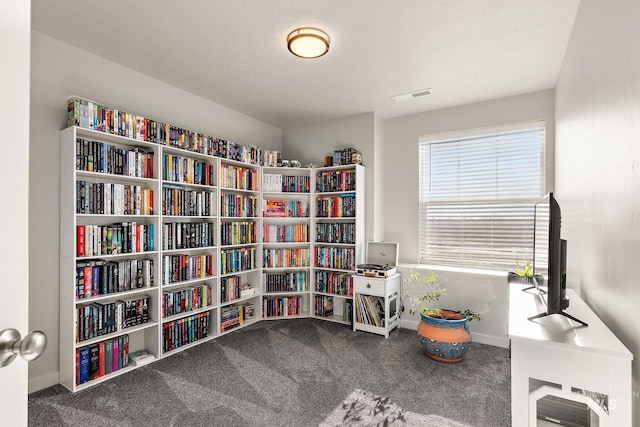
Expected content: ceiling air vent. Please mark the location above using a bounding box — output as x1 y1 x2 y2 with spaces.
391 88 432 102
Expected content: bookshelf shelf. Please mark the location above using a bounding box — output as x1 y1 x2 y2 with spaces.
61 121 366 392
74 321 159 349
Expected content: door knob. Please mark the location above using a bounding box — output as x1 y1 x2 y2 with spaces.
0 329 47 368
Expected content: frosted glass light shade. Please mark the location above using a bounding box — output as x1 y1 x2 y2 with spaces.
287 28 330 59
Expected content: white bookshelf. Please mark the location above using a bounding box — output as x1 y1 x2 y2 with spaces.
261 167 313 319
60 125 366 391
59 126 162 391
311 164 365 325
218 158 262 333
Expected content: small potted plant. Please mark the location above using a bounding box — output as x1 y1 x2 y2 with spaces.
404 270 480 363
507 261 534 285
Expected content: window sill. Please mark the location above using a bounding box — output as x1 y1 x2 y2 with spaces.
398 263 507 278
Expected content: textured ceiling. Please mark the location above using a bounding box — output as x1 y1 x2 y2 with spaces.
31 0 580 129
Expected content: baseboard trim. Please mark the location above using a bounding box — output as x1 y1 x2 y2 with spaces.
399 319 509 348
29 372 59 394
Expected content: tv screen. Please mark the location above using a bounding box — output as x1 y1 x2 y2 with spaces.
529 193 587 326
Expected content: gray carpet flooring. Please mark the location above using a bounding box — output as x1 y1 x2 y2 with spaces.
28 318 511 426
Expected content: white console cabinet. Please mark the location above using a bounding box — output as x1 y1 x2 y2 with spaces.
508 283 633 426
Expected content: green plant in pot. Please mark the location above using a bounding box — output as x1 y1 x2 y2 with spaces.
404 270 481 362
507 260 535 285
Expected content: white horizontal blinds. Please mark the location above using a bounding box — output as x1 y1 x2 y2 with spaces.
419 122 545 268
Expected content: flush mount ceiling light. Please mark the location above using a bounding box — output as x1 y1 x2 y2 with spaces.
287 27 330 59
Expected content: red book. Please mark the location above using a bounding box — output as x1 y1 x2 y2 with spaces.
136 224 141 253
98 341 106 377
75 349 80 385
77 225 85 257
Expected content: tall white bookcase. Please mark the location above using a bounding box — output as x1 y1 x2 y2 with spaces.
311 164 365 325
218 159 262 334
160 145 219 355
59 126 162 391
60 126 366 391
261 167 313 319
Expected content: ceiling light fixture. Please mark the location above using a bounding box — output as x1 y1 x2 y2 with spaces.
287 27 330 59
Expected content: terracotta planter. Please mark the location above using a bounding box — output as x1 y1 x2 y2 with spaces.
416 310 472 363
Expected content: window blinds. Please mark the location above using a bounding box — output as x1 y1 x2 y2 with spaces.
419 122 545 269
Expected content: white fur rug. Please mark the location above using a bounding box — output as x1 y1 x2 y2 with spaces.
319 388 473 426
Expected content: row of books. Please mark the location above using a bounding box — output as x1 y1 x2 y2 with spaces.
263 199 309 218
263 223 309 243
162 186 215 217
68 97 252 162
220 220 257 246
355 294 385 327
162 221 215 250
162 312 210 352
316 169 357 193
331 148 362 167
76 296 149 342
76 137 154 179
220 304 245 332
220 275 242 303
263 248 310 268
314 295 334 317
263 296 303 318
226 141 262 165
262 150 282 167
220 164 259 191
162 284 213 318
315 195 357 218
76 223 155 257
77 181 154 216
262 271 307 293
162 254 215 285
220 193 259 217
162 154 216 186
314 246 356 271
75 335 129 385
314 270 353 296
262 174 311 193
220 247 257 275
76 258 154 300
315 222 356 244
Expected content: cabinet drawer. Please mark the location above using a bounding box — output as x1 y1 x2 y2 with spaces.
353 277 385 296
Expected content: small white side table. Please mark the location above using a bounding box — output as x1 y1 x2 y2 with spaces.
352 273 401 338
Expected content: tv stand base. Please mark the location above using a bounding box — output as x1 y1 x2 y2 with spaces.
527 310 588 327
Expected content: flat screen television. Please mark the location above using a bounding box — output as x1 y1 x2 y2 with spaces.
527 193 587 326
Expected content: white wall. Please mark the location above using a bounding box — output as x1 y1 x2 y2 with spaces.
555 1 640 423
384 90 556 346
28 31 283 392
282 113 377 242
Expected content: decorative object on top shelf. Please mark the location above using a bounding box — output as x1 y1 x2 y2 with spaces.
507 260 535 285
404 270 481 363
279 160 302 168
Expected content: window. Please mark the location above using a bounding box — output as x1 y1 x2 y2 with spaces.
419 122 545 269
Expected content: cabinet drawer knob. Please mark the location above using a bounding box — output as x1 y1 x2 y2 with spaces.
366 284 371 288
